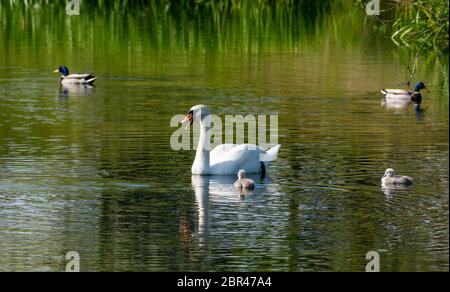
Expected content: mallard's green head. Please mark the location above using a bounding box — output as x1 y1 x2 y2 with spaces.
414 82 426 92
54 65 69 76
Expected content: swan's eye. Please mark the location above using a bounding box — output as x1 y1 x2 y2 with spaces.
181 110 193 126
187 110 193 124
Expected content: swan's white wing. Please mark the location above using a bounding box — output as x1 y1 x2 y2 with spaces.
210 144 264 164
209 144 236 156
210 144 264 175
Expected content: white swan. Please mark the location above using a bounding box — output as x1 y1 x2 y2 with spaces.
181 105 280 175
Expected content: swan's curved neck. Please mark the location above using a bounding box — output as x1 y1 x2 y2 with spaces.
192 115 211 174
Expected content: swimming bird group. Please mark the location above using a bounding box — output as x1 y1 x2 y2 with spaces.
180 104 280 176
53 65 420 191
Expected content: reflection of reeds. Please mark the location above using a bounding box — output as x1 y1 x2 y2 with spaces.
0 0 447 90
0 0 446 55
3 0 445 49
0 0 357 55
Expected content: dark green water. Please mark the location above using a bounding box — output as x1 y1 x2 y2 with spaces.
0 1 448 271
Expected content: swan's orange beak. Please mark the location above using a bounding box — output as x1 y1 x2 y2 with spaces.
181 112 193 129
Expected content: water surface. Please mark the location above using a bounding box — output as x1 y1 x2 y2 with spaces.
0 1 448 271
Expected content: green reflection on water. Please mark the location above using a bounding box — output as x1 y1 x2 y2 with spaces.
0 1 448 272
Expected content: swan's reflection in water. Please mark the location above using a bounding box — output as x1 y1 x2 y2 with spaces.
191 175 210 245
59 84 95 98
191 174 267 246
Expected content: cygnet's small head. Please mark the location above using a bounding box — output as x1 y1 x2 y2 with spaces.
238 169 246 179
383 168 396 178
181 105 210 128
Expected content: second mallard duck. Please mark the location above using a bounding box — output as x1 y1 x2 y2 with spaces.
381 81 426 104
54 65 97 85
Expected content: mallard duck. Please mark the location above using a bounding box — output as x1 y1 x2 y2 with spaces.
54 65 97 85
381 168 413 186
234 170 255 190
381 82 426 104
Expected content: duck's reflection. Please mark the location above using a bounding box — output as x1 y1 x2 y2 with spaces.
59 84 95 98
382 185 412 198
414 104 425 121
381 98 412 110
191 174 266 245
381 99 424 121
237 187 255 199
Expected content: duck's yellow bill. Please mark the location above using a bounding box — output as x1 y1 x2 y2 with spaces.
54 69 59 73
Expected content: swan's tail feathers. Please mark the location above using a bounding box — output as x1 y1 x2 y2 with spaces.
267 144 281 161
260 145 280 172
261 144 281 162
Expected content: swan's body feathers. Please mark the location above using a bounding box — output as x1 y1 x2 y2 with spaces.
209 144 278 175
